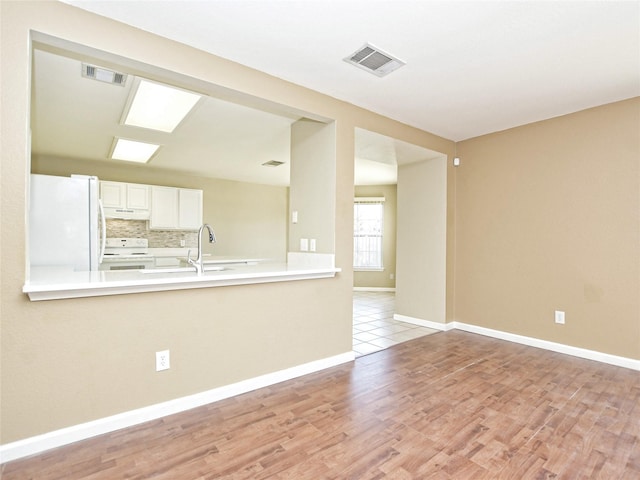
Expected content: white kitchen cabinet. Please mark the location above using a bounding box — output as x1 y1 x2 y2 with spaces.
100 181 150 219
100 181 126 209
178 188 203 229
150 186 202 230
126 183 150 210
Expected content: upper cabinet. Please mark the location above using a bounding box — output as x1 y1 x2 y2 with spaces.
177 188 203 230
149 186 203 230
100 181 151 220
100 180 203 229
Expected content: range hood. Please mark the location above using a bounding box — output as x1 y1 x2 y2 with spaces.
102 206 150 220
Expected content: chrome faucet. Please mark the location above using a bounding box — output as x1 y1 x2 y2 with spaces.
187 224 216 274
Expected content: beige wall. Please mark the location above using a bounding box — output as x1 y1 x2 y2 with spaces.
32 156 289 261
455 98 640 359
1 1 453 444
289 119 336 254
396 157 448 323
353 184 397 289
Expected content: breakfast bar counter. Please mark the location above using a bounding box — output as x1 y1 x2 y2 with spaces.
24 254 340 301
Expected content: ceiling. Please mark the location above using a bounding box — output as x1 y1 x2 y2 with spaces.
32 48 300 186
62 0 639 142
39 1 639 186
32 44 437 186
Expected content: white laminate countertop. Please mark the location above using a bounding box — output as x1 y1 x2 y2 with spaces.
24 260 340 301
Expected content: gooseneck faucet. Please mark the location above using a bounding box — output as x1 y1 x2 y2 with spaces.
187 224 216 274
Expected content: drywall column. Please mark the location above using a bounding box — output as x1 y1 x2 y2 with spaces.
395 156 447 323
289 119 336 255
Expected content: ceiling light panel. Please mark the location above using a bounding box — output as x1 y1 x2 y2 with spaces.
111 138 160 163
124 79 201 132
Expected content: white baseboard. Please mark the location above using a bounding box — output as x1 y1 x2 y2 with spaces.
353 287 396 292
453 322 640 371
394 313 640 371
393 313 453 331
0 351 355 464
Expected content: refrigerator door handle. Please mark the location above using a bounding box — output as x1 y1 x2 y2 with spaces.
98 199 106 264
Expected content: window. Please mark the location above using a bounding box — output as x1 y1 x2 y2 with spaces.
354 197 384 269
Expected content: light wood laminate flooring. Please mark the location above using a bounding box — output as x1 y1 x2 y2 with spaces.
3 331 639 479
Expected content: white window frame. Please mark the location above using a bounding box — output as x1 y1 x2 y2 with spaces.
353 197 385 271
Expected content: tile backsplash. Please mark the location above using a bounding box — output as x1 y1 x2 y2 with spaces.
105 219 198 248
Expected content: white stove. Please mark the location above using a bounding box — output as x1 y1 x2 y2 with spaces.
100 238 155 270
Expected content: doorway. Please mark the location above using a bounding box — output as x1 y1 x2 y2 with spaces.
353 128 447 355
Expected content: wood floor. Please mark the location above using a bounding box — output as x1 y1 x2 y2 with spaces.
3 331 639 479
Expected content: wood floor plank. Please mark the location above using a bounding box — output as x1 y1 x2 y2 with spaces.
2 331 639 479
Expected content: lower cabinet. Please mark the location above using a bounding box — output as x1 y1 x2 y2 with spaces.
149 186 203 230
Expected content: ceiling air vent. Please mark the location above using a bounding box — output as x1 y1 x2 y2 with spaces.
81 63 127 86
262 160 285 167
344 43 405 77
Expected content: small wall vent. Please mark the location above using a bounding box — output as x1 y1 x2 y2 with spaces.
82 63 127 86
344 43 405 77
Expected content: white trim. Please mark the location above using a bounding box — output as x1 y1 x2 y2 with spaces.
394 313 640 371
453 322 640 371
0 351 355 464
393 313 454 331
354 287 396 292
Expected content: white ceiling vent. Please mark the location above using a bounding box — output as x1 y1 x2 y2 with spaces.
344 43 405 77
262 160 285 167
82 63 127 86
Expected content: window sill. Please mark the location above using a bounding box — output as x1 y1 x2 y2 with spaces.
354 267 384 272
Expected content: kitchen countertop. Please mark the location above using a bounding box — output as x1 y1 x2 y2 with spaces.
24 255 340 301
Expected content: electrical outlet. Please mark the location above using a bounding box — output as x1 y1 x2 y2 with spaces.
309 239 316 252
554 311 565 325
156 350 170 371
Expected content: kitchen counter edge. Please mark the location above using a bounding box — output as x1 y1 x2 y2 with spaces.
23 264 341 301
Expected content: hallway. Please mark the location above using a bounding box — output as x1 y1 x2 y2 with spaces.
352 290 438 357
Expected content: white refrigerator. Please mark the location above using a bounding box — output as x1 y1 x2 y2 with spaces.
29 174 105 271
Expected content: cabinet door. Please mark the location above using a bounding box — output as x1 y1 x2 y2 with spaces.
150 186 178 229
126 184 150 210
178 189 203 230
100 181 126 208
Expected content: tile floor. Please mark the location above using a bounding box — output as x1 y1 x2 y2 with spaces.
352 290 439 357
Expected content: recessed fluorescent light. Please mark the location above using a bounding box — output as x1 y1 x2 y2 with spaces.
123 79 201 132
111 138 160 163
